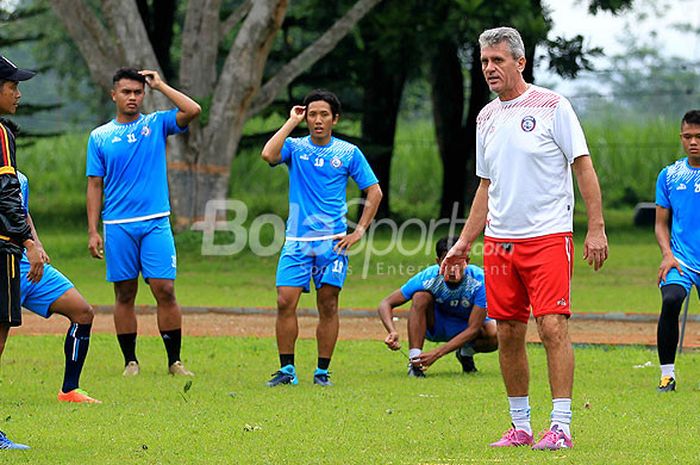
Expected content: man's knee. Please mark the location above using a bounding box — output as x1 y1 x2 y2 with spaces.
317 288 339 319
151 281 177 306
536 315 569 347
75 302 95 325
409 292 433 316
661 284 687 309
114 282 138 305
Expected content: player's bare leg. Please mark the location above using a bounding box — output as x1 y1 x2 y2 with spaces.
316 285 340 359
534 313 574 444
314 284 340 386
149 278 191 376
406 292 434 376
473 321 499 353
536 314 574 398
114 279 139 375
497 320 530 396
267 286 304 386
276 286 304 355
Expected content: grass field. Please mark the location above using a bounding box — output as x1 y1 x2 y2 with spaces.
1 335 699 464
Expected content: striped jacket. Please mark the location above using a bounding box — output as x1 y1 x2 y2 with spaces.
0 120 32 255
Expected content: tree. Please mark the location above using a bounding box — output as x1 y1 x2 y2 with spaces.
47 0 382 228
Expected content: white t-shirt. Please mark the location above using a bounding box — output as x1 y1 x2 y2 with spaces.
476 85 589 240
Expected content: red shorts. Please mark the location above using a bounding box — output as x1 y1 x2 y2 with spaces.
483 233 573 324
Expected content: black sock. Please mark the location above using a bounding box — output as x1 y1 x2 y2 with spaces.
657 284 687 364
62 323 92 393
117 332 138 365
160 329 182 367
317 357 331 371
280 353 294 368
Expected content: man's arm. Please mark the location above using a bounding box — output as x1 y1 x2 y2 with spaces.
261 106 306 165
377 289 410 350
0 174 42 281
26 213 50 263
572 155 608 271
139 70 201 128
440 178 490 280
655 206 682 284
334 183 382 253
86 176 104 259
415 306 487 368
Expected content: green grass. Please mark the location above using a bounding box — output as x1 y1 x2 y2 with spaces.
1 335 699 464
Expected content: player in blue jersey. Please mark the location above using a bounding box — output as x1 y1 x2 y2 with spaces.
655 109 700 392
17 171 99 403
261 89 383 387
378 237 497 377
86 68 200 377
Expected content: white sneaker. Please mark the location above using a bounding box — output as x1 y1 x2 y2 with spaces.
122 361 140 377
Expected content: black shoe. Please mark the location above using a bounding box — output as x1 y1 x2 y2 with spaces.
456 351 477 373
657 376 676 392
313 370 333 387
407 364 426 378
266 365 298 387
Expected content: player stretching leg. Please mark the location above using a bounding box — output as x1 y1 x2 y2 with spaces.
18 171 99 403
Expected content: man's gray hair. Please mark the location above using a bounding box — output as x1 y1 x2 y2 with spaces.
478 27 526 59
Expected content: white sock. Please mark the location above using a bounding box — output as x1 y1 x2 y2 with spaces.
408 348 422 361
660 364 675 379
508 396 531 435
550 398 572 437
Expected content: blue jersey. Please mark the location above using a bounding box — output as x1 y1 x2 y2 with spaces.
656 157 700 272
274 136 378 239
85 109 186 223
400 264 487 321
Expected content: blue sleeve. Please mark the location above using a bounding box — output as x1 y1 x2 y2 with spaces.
18 172 28 214
655 168 670 209
473 278 487 309
162 109 188 135
85 134 105 177
279 138 293 166
400 268 433 299
349 147 378 190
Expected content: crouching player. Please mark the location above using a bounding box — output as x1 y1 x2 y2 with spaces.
378 237 497 376
18 171 99 403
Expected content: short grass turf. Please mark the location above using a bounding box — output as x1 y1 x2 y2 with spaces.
1 335 699 464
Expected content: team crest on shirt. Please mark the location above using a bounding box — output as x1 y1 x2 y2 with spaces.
331 156 342 168
141 125 151 137
695 182 700 193
520 116 536 132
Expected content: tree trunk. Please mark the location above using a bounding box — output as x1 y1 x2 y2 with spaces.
358 46 408 220
430 39 469 219
49 0 383 228
462 43 492 205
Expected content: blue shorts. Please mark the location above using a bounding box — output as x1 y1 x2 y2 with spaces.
104 216 177 282
275 239 349 292
660 264 700 298
426 306 494 343
20 259 74 318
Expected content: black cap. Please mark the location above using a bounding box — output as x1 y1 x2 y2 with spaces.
0 56 35 81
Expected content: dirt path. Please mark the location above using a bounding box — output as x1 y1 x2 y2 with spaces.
13 310 700 348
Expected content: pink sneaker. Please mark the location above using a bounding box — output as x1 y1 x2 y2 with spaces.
532 425 573 450
489 425 534 447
